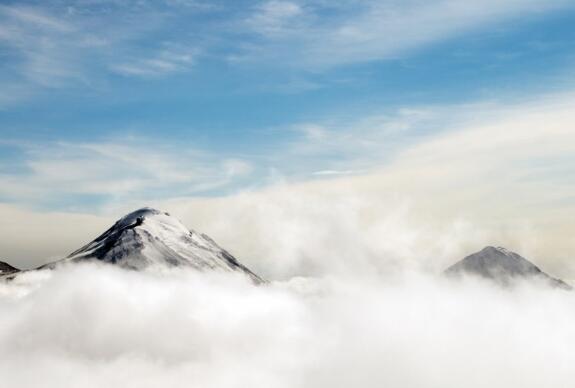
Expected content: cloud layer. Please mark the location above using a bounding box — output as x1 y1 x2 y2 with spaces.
0 264 573 388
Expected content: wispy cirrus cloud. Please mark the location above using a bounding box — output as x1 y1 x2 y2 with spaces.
245 0 305 37
238 0 575 69
110 45 198 77
0 138 253 208
3 91 575 214
0 1 207 103
2 0 573 105
0 4 84 87
275 107 448 176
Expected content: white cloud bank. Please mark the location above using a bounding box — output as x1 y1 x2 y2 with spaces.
0 264 574 388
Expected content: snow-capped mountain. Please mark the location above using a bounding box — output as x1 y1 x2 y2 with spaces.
42 207 263 283
0 261 19 275
445 246 570 289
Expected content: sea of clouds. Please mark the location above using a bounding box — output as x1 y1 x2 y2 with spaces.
1 262 574 388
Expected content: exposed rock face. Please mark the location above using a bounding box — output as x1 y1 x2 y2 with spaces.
0 261 19 275
445 246 570 289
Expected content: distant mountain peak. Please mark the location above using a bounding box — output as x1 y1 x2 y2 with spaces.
111 207 167 228
0 261 19 275
445 246 570 289
482 246 512 254
118 206 158 219
42 207 263 283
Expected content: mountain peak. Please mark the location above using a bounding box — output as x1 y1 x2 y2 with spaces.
480 246 520 259
110 207 176 230
42 207 263 283
482 246 510 254
445 246 570 289
0 260 19 275
119 206 163 222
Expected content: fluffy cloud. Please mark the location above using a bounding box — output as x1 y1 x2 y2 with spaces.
0 264 573 388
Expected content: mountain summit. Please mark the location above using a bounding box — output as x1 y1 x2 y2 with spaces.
0 261 19 275
445 246 570 289
44 207 263 283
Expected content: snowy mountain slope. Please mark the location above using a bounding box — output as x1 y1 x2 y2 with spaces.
41 208 263 283
445 246 570 289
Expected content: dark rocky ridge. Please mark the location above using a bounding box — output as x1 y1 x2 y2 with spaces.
0 261 19 275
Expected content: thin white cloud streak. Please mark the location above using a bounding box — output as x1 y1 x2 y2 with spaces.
1 0 573 103
0 139 253 203
0 4 83 87
283 93 575 182
0 2 204 102
284 107 443 173
1 5 73 32
239 0 575 68
0 264 574 388
109 45 198 77
245 0 305 37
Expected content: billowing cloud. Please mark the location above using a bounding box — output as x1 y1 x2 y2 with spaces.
0 264 574 388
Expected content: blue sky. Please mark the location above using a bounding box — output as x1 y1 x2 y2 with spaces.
1 0 575 211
